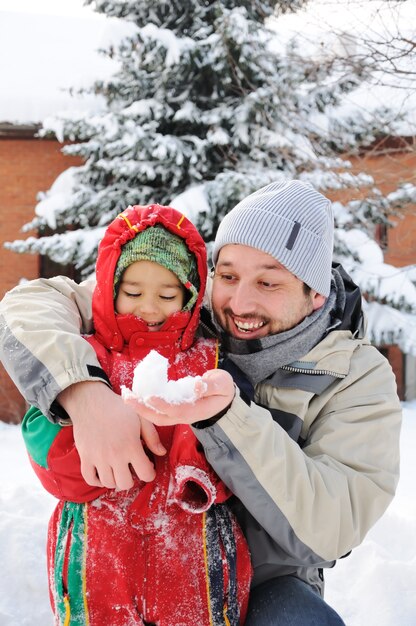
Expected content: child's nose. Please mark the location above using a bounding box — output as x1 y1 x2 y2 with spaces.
136 297 158 315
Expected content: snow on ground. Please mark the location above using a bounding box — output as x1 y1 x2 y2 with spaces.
0 402 415 625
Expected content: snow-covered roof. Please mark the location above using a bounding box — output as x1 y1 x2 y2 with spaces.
1 2 415 132
0 10 134 124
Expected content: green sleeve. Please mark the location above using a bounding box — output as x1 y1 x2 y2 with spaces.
21 405 62 468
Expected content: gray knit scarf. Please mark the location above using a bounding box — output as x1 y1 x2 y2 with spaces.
216 267 346 385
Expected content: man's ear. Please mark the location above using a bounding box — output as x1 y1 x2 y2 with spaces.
312 291 326 311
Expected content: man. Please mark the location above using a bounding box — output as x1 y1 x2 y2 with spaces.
0 180 401 625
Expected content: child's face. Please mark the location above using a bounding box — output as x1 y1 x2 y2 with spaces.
115 260 186 331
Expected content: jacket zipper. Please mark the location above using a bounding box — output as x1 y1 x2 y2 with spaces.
199 318 218 340
280 364 346 378
61 521 73 626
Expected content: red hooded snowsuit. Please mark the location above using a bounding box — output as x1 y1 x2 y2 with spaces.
22 205 251 626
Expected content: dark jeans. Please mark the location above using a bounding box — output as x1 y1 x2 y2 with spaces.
245 576 345 626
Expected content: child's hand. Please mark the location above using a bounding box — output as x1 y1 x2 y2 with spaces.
129 369 235 426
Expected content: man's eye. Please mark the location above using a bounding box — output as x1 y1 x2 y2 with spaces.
221 274 235 281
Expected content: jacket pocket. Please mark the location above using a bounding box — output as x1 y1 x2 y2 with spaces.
52 502 89 626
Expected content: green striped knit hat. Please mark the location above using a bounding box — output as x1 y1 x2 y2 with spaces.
114 225 199 311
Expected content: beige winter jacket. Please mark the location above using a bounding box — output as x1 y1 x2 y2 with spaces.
195 328 401 591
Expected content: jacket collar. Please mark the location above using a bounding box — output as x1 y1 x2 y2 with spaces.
116 311 191 358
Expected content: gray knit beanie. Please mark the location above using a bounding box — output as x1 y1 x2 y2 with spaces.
212 180 334 297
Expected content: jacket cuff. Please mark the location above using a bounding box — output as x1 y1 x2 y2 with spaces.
49 365 111 424
171 466 217 513
49 400 72 425
192 384 238 429
191 403 232 429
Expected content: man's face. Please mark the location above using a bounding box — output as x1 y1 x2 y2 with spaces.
212 244 326 340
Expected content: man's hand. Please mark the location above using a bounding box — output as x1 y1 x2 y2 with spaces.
58 382 166 490
124 369 235 426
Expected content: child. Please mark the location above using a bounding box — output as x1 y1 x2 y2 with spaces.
22 204 252 626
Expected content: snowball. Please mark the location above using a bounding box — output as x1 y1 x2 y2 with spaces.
121 350 205 405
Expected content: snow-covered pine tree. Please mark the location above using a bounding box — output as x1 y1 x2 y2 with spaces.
7 0 416 353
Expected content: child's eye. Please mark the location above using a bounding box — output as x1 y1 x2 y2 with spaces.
125 291 141 298
160 295 176 301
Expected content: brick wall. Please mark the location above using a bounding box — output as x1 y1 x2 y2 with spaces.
0 135 81 422
327 144 416 399
328 143 416 267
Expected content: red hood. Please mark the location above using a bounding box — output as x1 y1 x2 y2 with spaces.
92 204 207 352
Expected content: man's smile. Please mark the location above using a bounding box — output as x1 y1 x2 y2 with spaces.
234 318 266 332
227 314 268 338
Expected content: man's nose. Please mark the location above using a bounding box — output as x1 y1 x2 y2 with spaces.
228 281 253 314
